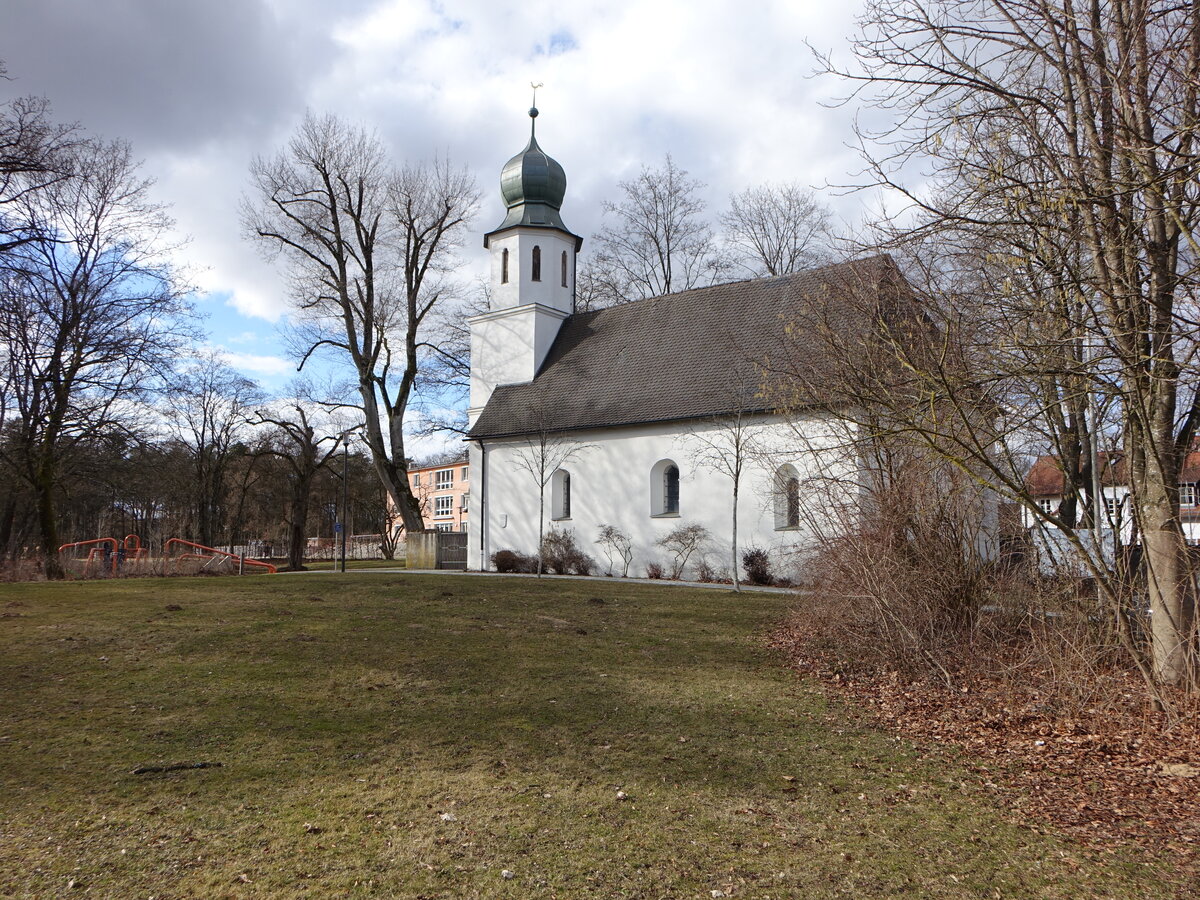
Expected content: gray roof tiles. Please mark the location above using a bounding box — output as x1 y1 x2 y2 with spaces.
468 255 901 440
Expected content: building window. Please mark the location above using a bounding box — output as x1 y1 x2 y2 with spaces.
774 465 801 530
1104 496 1123 519
651 459 680 516
531 245 541 282
561 250 568 287
436 523 454 533
501 247 509 283
552 469 571 520
460 522 468 532
435 469 453 489
461 465 469 481
461 492 469 513
665 466 679 514
413 473 421 487
1037 497 1057 515
1182 483 1197 507
434 496 454 518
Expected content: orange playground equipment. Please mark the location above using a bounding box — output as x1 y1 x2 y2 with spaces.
164 538 277 575
58 534 275 576
58 534 149 576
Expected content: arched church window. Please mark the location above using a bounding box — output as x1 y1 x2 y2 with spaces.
561 250 568 287
531 245 542 282
552 469 572 520
773 464 801 530
651 459 680 516
664 465 680 514
501 248 509 284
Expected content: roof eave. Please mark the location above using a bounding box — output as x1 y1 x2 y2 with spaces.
483 219 584 251
466 404 824 442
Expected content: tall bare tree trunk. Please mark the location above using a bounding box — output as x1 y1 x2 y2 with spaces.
34 459 63 579
731 479 741 592
1129 420 1194 684
287 472 312 571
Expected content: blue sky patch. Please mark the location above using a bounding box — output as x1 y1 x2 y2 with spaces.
533 30 579 57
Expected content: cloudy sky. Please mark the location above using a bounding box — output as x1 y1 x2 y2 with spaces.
1 0 873 396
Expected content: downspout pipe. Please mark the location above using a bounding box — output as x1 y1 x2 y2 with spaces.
473 437 487 570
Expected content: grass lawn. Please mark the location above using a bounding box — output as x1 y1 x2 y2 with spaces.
0 574 1180 898
301 559 406 571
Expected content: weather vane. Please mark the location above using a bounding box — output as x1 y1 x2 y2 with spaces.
530 81 543 108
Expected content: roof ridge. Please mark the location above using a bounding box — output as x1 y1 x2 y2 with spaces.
580 254 894 316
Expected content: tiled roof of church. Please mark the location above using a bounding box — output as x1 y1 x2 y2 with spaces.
468 254 909 439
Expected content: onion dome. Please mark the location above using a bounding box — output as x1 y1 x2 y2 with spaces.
488 107 575 236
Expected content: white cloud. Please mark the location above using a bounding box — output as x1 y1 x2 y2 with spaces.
2 0 872 371
213 350 296 378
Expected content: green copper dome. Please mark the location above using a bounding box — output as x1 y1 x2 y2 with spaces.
487 108 579 239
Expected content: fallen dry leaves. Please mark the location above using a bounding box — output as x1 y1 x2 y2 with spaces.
770 627 1200 875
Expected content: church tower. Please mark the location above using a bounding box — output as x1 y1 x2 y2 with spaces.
467 104 582 427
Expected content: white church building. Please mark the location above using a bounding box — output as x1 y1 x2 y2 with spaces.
465 108 900 579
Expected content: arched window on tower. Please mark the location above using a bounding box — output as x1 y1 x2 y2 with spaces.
561 250 568 287
501 248 509 284
773 464 801 530
531 245 542 282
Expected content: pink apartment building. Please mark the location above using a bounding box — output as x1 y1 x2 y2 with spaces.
407 456 470 532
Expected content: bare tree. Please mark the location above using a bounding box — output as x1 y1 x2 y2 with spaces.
819 0 1200 689
0 137 189 577
657 523 710 580
686 379 766 592
225 436 269 563
377 496 404 561
596 523 633 577
169 353 262 548
252 386 345 570
720 182 833 277
585 153 727 307
1 64 78 255
243 112 479 536
510 413 594 576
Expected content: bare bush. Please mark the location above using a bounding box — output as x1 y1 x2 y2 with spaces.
657 523 709 580
595 523 633 577
781 422 997 677
539 528 594 576
491 549 537 574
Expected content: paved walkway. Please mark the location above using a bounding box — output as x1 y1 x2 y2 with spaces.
280 566 800 595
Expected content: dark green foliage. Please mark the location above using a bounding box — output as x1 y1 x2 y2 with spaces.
491 548 537 573
742 547 774 585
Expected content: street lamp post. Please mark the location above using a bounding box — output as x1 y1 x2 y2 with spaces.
338 425 365 573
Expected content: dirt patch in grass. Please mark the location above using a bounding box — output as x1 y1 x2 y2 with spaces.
772 626 1200 889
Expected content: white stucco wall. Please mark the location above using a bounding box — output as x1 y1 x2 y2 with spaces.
1022 485 1141 539
466 414 860 580
468 303 569 422
487 227 576 312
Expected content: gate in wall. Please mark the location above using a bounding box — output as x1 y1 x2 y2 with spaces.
436 532 468 570
405 531 469 570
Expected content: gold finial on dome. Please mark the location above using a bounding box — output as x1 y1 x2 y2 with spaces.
529 81 543 131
